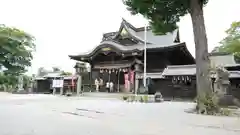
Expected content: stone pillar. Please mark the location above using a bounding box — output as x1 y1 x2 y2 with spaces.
60 87 64 95
134 64 141 95
28 80 33 93
214 67 230 97
17 75 24 92
135 75 139 95
76 75 82 96
53 88 56 95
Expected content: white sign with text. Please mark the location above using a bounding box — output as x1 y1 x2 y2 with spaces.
52 79 64 88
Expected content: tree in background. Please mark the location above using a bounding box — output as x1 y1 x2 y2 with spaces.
0 25 35 75
37 66 73 77
60 71 72 76
0 25 35 91
52 67 61 72
37 67 48 77
123 0 211 94
214 21 240 61
0 73 32 92
0 72 17 91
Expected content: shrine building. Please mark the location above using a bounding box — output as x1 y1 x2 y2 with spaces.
69 18 198 99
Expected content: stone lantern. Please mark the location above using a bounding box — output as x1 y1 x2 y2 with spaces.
214 66 230 96
74 63 86 95
134 64 142 94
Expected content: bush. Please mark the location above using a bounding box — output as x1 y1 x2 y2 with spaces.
122 95 128 101
143 95 148 103
139 96 144 102
129 95 136 102
195 92 220 115
219 108 231 116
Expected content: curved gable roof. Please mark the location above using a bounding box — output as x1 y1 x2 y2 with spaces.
102 18 179 45
69 41 188 60
69 19 191 61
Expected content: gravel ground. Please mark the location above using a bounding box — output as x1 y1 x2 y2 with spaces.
0 93 239 135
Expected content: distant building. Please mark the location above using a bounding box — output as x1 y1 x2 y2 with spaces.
162 52 240 99
33 71 77 94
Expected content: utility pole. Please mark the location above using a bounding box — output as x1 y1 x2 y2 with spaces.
143 23 147 88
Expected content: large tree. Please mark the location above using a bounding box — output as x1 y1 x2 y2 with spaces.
216 21 240 57
0 25 35 75
123 0 211 94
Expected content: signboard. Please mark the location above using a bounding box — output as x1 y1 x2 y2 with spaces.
52 79 64 88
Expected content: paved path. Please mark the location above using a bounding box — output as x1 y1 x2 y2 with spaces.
0 93 239 135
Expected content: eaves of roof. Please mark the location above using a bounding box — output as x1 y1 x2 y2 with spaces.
69 41 187 61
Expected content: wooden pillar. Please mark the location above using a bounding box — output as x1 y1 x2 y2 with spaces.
89 63 93 92
117 71 120 92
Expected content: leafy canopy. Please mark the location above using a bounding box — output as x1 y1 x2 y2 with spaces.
123 0 208 34
218 21 240 56
0 25 35 75
60 71 72 76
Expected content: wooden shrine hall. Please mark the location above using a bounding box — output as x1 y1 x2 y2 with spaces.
69 18 195 96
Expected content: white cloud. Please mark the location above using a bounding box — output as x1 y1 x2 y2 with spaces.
0 0 239 74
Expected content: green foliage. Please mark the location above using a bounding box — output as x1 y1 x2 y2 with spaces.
123 0 208 34
0 72 32 92
196 92 220 115
122 95 129 101
22 75 32 88
139 96 144 102
219 108 231 116
0 25 35 75
60 71 72 76
217 21 240 58
129 95 136 102
0 72 17 87
143 95 148 103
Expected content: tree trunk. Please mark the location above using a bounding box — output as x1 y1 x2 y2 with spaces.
190 0 211 94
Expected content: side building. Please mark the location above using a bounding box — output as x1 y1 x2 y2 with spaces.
69 18 195 97
162 52 240 99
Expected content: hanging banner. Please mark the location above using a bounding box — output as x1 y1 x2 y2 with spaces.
124 73 129 90
71 76 75 87
130 70 134 84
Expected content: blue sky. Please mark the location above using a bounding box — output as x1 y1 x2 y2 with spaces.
0 0 239 74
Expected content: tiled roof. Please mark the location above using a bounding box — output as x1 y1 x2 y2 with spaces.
162 65 240 78
70 18 182 58
122 19 179 45
137 72 164 79
162 65 196 76
43 72 62 78
210 71 240 78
